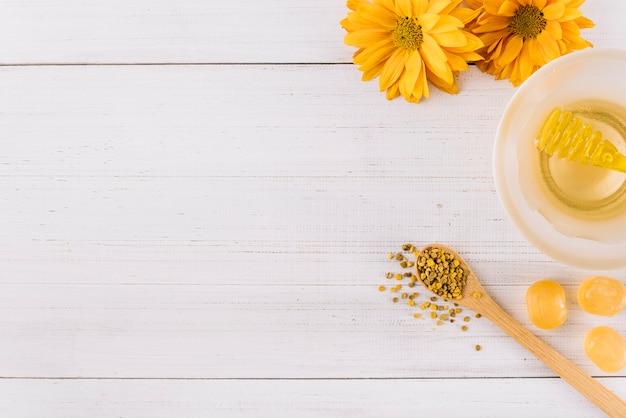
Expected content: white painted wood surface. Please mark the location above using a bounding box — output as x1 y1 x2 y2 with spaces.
0 0 625 416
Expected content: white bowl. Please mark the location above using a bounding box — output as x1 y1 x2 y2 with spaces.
493 48 626 270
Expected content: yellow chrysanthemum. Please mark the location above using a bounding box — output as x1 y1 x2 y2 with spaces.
341 0 483 103
466 0 594 86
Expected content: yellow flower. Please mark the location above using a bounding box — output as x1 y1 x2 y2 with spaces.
467 0 594 86
341 0 483 103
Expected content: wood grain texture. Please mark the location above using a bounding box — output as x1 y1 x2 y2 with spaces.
0 378 624 418
1 0 626 416
0 0 622 64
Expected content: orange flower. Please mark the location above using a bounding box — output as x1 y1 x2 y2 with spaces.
341 0 483 103
466 0 594 86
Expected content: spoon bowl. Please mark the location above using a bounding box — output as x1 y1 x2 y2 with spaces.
415 243 626 417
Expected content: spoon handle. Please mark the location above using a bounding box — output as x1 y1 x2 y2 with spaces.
479 295 626 417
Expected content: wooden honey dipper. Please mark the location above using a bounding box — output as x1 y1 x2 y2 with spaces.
536 108 626 173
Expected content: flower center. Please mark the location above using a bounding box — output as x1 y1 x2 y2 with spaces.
391 16 423 51
508 4 546 39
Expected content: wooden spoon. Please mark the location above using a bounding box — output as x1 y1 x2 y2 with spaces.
415 243 626 417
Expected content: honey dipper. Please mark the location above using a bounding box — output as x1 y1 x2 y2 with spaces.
536 108 626 173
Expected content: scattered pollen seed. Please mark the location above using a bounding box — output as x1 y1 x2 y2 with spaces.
378 243 481 345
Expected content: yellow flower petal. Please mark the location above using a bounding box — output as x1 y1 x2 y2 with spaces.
412 0 429 15
386 81 401 100
436 0 463 16
545 20 562 40
532 0 547 9
464 0 484 9
420 34 453 84
524 38 543 65
361 3 399 27
498 1 518 16
424 0 453 15
472 17 510 33
444 50 470 71
451 6 482 25
354 39 396 67
484 0 505 14
489 34 505 55
431 30 468 47
402 50 423 93
408 59 430 100
395 0 412 17
425 67 457 94
536 30 560 62
559 7 583 21
419 13 440 32
542 2 565 20
378 0 397 14
565 0 586 8
379 49 408 90
476 27 506 46
518 42 535 80
345 28 391 46
574 16 595 29
361 58 387 81
429 14 464 33
496 35 523 66
346 0 366 11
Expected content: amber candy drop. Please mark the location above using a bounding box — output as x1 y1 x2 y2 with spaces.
577 276 626 317
526 280 567 329
584 326 626 373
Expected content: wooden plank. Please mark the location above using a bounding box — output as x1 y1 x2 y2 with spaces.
0 64 624 380
0 0 621 64
0 378 623 417
0 282 623 378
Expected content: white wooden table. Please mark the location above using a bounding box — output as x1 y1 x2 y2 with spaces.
1 1 625 416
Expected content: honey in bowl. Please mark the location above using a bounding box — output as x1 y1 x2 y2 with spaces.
526 279 567 329
535 100 626 227
584 326 626 373
494 49 626 269
577 276 626 317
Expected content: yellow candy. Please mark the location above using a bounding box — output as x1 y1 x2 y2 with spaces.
577 276 626 317
526 280 567 329
584 326 626 373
